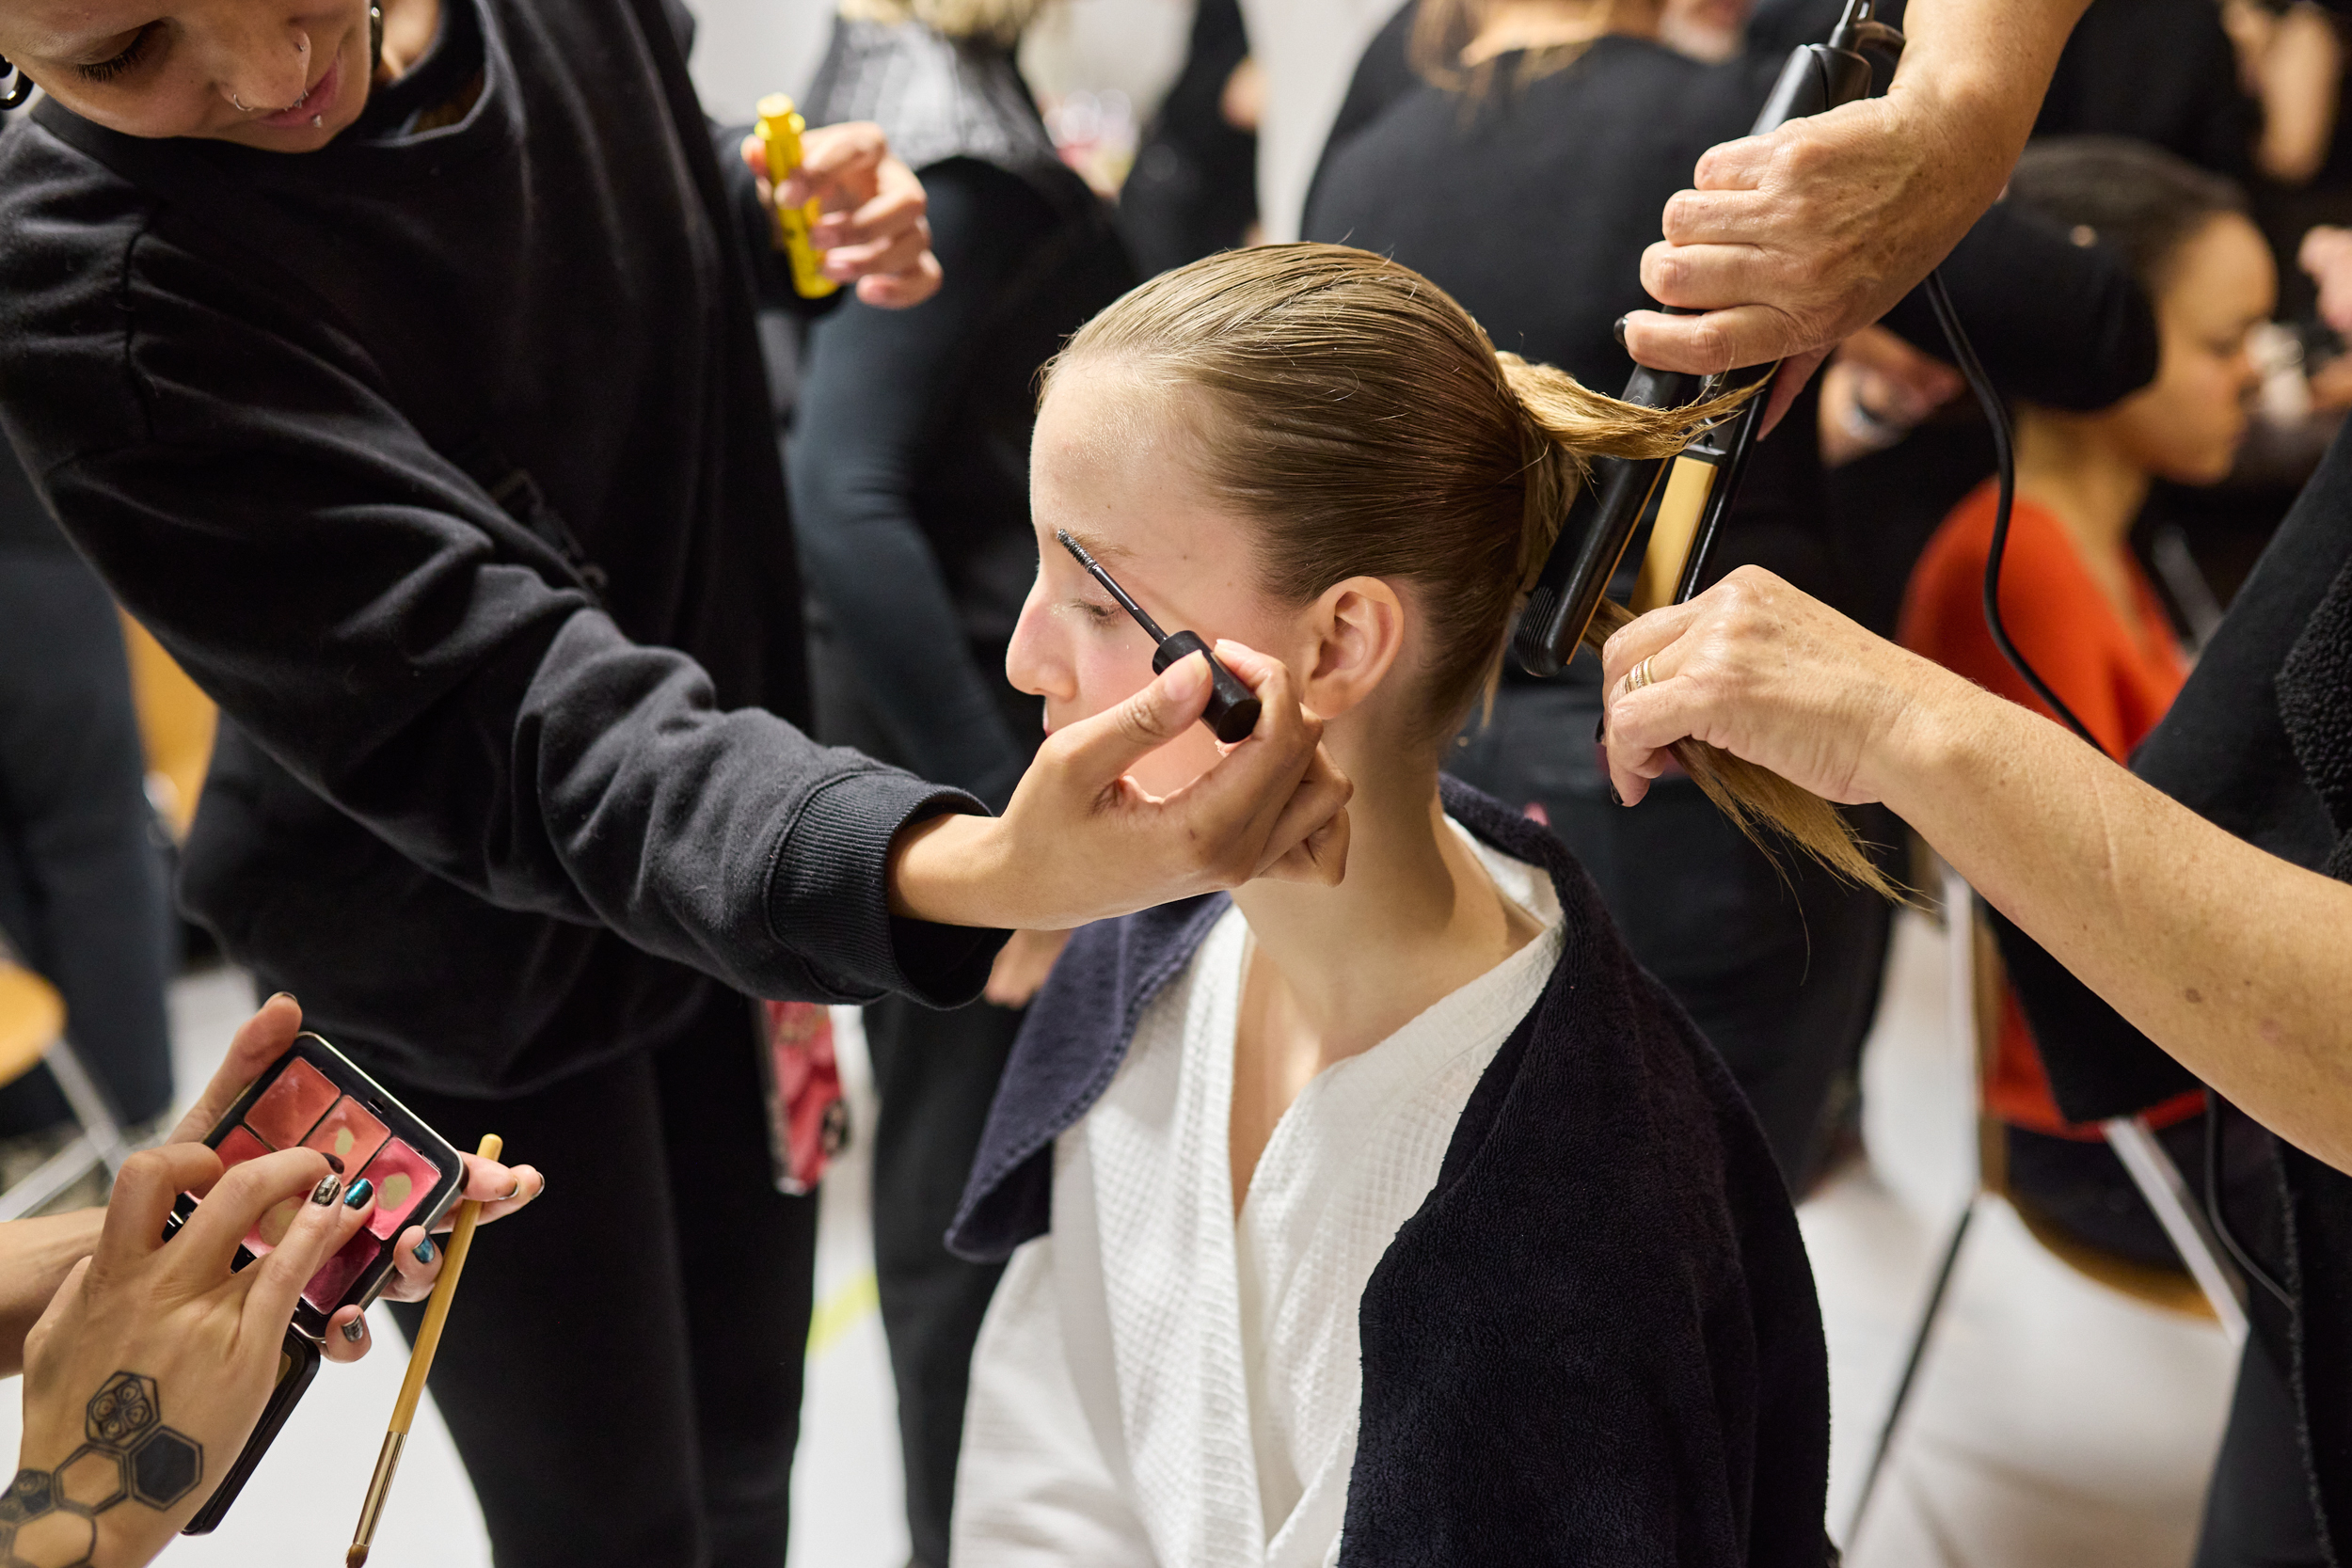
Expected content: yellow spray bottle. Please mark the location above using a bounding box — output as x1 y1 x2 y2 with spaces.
755 94 839 301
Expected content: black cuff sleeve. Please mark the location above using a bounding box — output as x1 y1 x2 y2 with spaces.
764 768 1008 1007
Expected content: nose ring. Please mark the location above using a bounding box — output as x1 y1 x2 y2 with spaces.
230 92 248 111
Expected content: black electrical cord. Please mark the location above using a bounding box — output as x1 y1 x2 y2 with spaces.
2209 1090 2296 1311
1920 272 2096 746
1924 269 2296 1315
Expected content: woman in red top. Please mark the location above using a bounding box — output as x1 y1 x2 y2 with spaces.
1902 136 2275 1264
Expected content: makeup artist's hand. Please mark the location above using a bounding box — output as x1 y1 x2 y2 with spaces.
739 120 943 308
162 995 547 1363
10 1143 374 1563
887 643 1354 931
1622 0 2092 430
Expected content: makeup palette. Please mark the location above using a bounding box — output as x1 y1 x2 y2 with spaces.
164 1032 468 1534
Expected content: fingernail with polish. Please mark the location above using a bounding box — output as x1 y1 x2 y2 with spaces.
343 1178 374 1210
502 1177 523 1200
323 1154 344 1175
342 1317 365 1344
1613 314 1630 348
413 1237 437 1265
310 1175 342 1207
267 990 296 1006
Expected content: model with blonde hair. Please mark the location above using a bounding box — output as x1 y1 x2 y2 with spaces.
946 245 1832 1568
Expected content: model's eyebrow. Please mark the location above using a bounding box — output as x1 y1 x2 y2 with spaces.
1056 528 1135 569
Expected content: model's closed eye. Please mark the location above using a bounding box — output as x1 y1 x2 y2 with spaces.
75 22 160 83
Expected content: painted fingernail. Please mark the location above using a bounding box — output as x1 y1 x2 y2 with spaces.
267 990 296 1006
343 1178 373 1210
310 1175 342 1206
502 1177 523 1201
342 1317 366 1343
323 1154 344 1175
1613 314 1630 347
413 1237 436 1265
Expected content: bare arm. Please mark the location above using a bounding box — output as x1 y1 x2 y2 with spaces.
0 1208 104 1380
1625 0 2093 417
1597 568 2352 1172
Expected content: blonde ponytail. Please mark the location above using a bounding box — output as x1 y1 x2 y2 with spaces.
1497 356 1892 895
1496 352 1749 592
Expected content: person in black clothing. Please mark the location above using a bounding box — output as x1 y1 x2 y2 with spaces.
0 445 175 1163
788 8 1136 1562
0 1 1343 1562
1305 0 2156 1182
1118 0 1258 275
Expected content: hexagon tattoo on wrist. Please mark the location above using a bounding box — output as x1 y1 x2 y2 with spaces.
0 1372 203 1567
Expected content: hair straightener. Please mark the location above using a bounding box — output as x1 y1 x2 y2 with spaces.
1511 0 1906 677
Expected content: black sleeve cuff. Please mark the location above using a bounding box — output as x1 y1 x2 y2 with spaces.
763 767 1008 1007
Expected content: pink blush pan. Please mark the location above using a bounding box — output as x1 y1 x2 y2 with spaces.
215 1125 270 1172
302 1229 381 1313
360 1137 437 1240
303 1097 389 1172
246 1057 338 1148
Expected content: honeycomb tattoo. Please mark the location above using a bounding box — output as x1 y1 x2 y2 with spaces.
0 1373 202 1568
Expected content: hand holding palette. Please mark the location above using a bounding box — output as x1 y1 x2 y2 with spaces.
165 1032 467 1533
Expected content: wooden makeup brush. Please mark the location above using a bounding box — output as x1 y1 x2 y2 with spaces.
345 1132 502 1568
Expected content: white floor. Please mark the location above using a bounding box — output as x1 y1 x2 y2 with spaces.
1 906 2239 1567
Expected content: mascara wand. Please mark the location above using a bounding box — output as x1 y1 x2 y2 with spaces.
1056 531 1263 743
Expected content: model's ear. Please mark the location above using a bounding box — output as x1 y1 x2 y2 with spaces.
1301 578 1405 720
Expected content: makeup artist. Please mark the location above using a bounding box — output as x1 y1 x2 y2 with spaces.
0 1 1347 1564
2 993 541 1566
1601 4 2352 1557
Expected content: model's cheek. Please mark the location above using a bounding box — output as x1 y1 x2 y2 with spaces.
1125 726 1226 798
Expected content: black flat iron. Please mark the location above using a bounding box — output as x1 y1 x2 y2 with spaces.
1512 0 1907 676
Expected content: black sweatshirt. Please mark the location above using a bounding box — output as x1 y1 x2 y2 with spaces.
0 0 1000 1096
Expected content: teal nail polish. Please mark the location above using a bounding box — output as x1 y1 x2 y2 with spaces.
413 1237 436 1265
343 1178 373 1210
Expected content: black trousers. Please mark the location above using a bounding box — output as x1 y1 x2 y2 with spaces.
0 546 175 1133
866 991 1018 1568
1451 680 1893 1186
379 980 818 1568
2195 1336 2328 1567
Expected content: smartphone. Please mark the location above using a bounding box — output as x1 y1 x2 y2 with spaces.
165 1031 466 1531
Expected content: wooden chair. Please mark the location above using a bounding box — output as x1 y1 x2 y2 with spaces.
0 958 135 1222
119 610 215 842
1844 866 2246 1541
